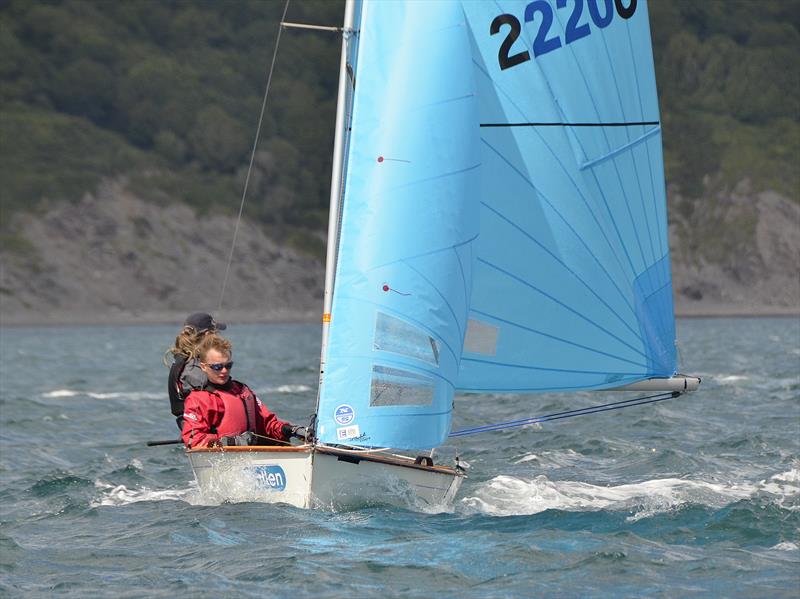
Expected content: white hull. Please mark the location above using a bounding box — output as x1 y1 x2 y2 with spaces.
186 445 464 510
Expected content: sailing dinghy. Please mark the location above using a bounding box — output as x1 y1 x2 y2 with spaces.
186 0 700 510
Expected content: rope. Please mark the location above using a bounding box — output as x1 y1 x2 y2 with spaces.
217 0 291 313
251 432 293 446
449 391 681 438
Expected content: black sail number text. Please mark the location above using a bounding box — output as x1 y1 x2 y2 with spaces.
491 0 638 70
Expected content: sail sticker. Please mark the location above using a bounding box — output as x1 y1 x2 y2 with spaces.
248 465 287 492
334 404 355 425
337 425 361 440
463 319 499 356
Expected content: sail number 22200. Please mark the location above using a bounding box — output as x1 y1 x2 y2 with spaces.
491 0 637 70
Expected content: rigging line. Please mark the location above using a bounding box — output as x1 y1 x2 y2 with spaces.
453 244 470 331
472 22 634 283
467 308 648 369
461 353 646 377
478 257 650 360
216 0 291 313
620 25 673 344
548 8 650 275
389 162 481 192
623 21 665 260
252 432 293 446
454 391 674 434
559 55 647 280
370 232 479 272
449 391 680 437
474 82 633 286
479 121 659 127
504 11 644 280
598 28 658 268
551 6 651 275
479 138 637 319
406 262 465 343
480 201 641 340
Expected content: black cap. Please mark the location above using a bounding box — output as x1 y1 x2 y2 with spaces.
184 312 226 333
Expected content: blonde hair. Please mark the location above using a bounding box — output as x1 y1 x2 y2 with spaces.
164 325 212 365
196 334 233 362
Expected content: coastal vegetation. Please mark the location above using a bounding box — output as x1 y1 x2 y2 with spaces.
1 0 798 246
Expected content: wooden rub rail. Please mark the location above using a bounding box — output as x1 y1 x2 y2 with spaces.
186 444 464 476
316 446 462 475
187 445 311 453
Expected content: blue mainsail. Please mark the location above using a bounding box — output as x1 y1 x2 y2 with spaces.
316 0 676 449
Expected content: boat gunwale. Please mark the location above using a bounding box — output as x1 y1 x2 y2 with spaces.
186 444 464 476
316 445 465 476
186 445 311 454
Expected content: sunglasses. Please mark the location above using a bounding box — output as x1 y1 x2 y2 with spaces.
205 361 234 371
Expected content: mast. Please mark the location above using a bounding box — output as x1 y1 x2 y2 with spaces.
316 0 356 413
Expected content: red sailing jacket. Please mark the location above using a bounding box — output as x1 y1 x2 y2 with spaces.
181 380 290 448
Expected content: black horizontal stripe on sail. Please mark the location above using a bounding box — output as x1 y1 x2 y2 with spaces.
480 121 659 127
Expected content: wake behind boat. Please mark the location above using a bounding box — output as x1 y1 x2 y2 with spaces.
182 0 701 510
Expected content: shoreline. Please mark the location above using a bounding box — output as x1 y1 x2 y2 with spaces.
0 309 320 328
1 305 798 328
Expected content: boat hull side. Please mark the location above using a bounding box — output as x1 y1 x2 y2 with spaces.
310 447 464 510
186 445 464 510
187 447 313 509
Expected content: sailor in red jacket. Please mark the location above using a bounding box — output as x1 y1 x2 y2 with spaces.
182 334 308 448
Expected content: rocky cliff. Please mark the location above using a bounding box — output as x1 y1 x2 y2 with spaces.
0 179 797 326
0 180 324 326
670 181 799 315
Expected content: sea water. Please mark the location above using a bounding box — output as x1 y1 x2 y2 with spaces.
0 318 797 597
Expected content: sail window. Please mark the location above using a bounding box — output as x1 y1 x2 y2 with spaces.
374 312 440 366
370 365 435 407
463 319 499 356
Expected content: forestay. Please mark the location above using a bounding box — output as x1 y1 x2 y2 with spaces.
316 0 676 450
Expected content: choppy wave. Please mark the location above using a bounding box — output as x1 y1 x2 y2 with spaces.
42 390 80 398
268 384 313 393
716 375 749 384
91 480 194 507
513 449 582 468
43 386 310 400
41 389 163 400
461 468 800 519
771 542 798 551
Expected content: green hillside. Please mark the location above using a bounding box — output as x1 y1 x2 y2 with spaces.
650 1 800 200
1 0 798 239
0 0 342 239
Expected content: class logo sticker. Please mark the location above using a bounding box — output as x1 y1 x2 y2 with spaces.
334 404 355 426
337 425 361 440
249 465 287 491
